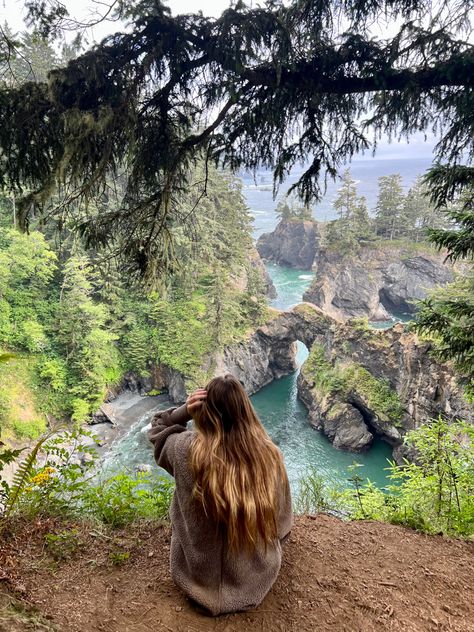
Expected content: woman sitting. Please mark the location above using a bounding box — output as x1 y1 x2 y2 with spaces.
148 373 292 616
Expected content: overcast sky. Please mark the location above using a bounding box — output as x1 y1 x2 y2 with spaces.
1 0 436 159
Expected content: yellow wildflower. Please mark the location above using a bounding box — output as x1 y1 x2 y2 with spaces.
29 467 57 487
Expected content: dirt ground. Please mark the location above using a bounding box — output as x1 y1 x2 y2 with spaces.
1 514 473 632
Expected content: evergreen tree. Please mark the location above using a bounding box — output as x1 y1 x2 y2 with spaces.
374 175 406 240
413 168 474 399
276 195 313 222
325 170 375 250
352 196 374 245
58 255 118 417
403 176 448 242
1 26 59 85
0 0 471 277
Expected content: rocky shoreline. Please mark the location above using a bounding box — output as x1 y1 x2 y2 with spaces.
95 303 472 463
256 217 460 322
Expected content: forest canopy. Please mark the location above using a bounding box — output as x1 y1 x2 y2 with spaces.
0 0 472 278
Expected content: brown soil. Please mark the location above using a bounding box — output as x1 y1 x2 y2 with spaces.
1 514 473 632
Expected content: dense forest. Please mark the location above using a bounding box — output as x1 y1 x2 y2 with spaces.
0 162 270 440
0 0 472 554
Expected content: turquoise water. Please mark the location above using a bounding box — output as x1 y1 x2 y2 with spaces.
99 265 392 495
100 158 434 494
253 369 393 493
370 312 413 330
265 263 315 309
257 265 392 493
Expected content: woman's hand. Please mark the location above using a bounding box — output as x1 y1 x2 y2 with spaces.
186 388 207 418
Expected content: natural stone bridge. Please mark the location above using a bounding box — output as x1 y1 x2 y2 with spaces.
215 301 472 457
152 301 471 458
213 302 334 396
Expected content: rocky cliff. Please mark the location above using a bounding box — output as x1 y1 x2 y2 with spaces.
231 246 277 298
121 312 299 403
256 219 320 269
304 244 456 321
116 302 471 460
296 317 472 457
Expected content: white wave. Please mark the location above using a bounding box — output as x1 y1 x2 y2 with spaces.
298 274 313 280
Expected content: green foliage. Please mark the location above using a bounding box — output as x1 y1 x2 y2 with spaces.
334 418 474 537
294 467 329 515
81 473 175 527
303 344 346 396
38 357 67 391
0 162 267 437
108 550 130 566
325 170 375 252
303 344 403 424
11 417 47 439
58 255 120 414
0 426 174 528
276 194 313 221
413 275 474 400
349 317 371 332
323 171 444 253
2 430 53 522
70 398 90 424
148 293 212 376
1 25 61 85
374 174 407 240
412 169 474 400
343 365 404 425
44 528 83 560
423 165 474 263
0 2 471 277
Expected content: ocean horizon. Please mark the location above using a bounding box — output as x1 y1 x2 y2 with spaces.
240 155 435 238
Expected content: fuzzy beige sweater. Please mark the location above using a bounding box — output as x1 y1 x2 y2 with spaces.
148 404 293 616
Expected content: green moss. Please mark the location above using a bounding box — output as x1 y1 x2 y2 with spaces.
303 344 404 425
303 344 346 396
343 365 404 425
350 317 371 332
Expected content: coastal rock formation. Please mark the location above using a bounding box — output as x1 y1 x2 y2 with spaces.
297 390 374 451
232 247 277 298
233 303 470 455
304 245 456 321
256 219 320 269
297 316 472 455
114 303 471 459
251 248 277 298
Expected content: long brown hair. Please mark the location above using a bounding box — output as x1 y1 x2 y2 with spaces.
189 374 288 554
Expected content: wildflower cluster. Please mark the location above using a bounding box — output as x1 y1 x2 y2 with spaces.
28 466 56 488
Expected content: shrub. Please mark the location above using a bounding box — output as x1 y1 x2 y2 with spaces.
294 467 329 514
71 398 90 424
0 427 174 528
82 473 174 527
20 320 49 353
11 417 47 440
333 417 474 537
39 357 67 391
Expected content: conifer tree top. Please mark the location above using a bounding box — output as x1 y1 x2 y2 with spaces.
0 0 472 277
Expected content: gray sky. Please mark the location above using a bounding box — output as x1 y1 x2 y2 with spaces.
1 0 436 159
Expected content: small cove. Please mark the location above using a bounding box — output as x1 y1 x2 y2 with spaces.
98 264 393 495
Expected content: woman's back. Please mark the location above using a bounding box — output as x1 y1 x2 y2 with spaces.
148 376 292 616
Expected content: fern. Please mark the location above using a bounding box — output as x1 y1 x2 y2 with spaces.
2 429 54 521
